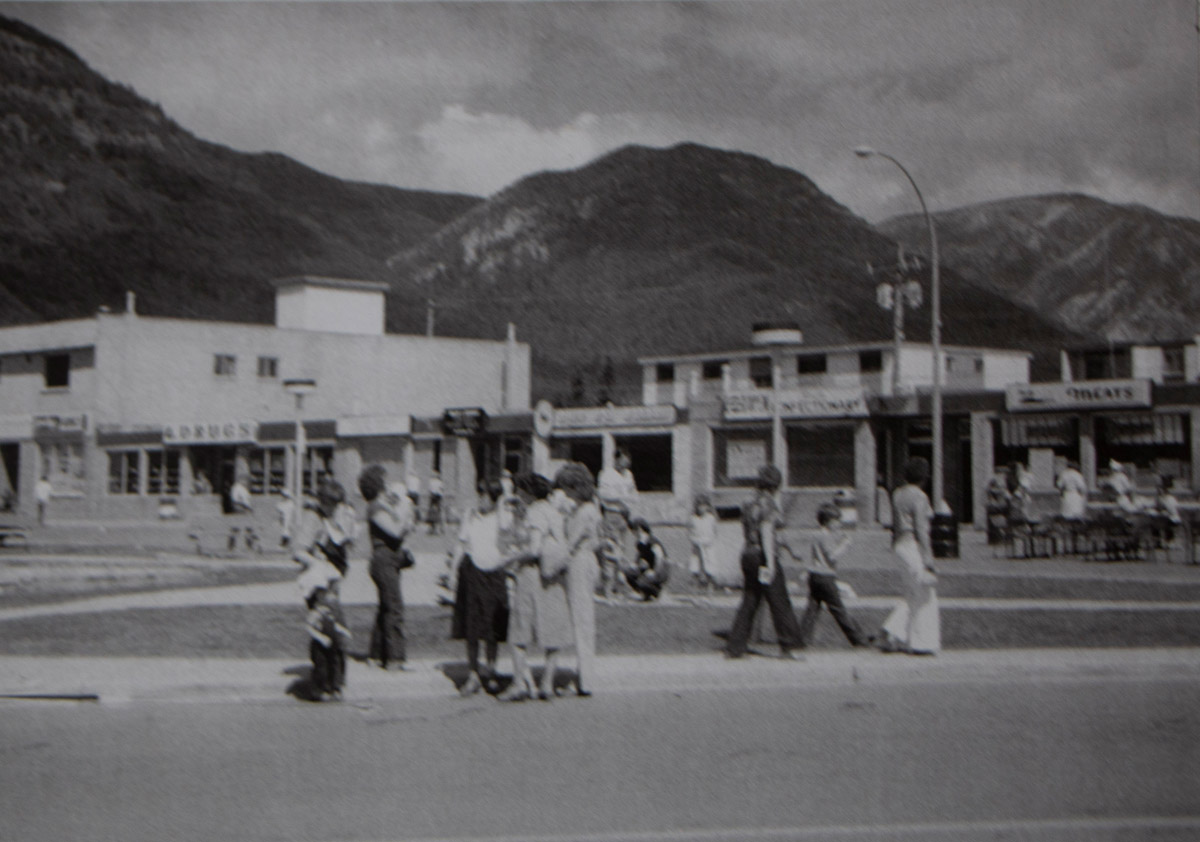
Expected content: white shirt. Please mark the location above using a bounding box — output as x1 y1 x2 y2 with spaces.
458 509 504 571
598 466 638 504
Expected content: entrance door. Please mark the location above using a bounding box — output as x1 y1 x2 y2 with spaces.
0 443 17 511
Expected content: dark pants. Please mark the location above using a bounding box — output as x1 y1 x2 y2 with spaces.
625 567 668 600
798 572 869 647
310 640 346 696
725 548 803 657
369 558 406 667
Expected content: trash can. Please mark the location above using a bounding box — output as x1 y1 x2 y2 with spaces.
931 512 959 559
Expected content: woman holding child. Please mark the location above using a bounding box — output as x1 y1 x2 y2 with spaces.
358 465 416 672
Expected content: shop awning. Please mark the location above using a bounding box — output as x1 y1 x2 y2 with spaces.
1101 413 1187 446
1000 415 1075 447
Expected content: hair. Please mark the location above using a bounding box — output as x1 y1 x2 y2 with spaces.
317 479 345 508
554 462 596 503
817 503 842 526
629 517 651 534
476 478 503 503
756 464 783 491
357 464 387 502
513 471 553 501
903 456 930 486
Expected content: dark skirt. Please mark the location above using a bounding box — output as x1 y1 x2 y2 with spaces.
450 556 509 644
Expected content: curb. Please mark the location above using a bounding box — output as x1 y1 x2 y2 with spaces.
3 649 1198 705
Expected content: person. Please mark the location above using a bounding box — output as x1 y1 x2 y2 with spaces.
450 479 512 696
984 471 1011 545
229 475 253 513
688 495 719 591
302 580 351 701
426 471 445 535
1105 460 1139 514
796 504 871 649
724 465 804 660
358 465 415 672
34 475 52 525
1154 476 1182 549
878 457 940 656
405 469 423 518
597 450 639 599
626 518 670 601
1055 461 1088 520
554 462 602 696
498 472 573 702
275 490 296 547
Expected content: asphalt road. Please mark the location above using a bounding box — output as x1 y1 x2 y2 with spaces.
3 674 1199 841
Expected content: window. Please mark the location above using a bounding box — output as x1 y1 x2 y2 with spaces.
859 350 883 373
787 424 855 487
1079 349 1130 380
39 442 85 495
796 354 827 375
214 354 237 377
1163 347 1185 382
248 446 287 494
713 428 772 487
702 360 727 380
302 446 334 495
147 450 181 495
750 356 773 389
45 353 70 389
613 434 673 493
108 450 140 494
257 356 278 378
655 363 675 383
975 358 985 374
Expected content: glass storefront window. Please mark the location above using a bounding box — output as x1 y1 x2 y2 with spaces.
147 450 181 496
714 427 772 487
786 423 855 487
614 434 673 492
107 450 139 495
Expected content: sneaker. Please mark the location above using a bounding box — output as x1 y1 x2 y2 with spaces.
459 672 483 697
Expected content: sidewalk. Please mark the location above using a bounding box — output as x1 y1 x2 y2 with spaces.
3 647 1199 705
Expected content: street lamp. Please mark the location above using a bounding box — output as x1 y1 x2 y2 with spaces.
855 146 944 510
282 378 316 504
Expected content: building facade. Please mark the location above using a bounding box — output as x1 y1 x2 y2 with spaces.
0 278 531 524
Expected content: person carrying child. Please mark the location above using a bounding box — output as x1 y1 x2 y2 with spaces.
796 503 872 649
626 518 670 601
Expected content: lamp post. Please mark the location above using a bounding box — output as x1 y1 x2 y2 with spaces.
855 146 944 509
282 378 317 504
869 244 925 396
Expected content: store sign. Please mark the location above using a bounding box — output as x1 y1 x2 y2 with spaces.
723 388 868 420
553 404 677 430
33 413 88 435
163 420 259 444
442 407 488 436
1005 379 1152 412
337 415 412 437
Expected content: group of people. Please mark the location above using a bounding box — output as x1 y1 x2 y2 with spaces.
724 458 940 660
288 455 944 702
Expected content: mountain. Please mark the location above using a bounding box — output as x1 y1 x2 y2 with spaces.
386 142 1077 400
3 13 1076 404
877 194 1200 343
0 14 479 326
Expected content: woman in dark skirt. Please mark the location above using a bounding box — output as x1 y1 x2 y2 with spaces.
450 479 514 695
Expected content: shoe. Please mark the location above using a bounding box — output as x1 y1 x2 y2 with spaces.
537 678 556 701
497 683 531 702
459 672 483 697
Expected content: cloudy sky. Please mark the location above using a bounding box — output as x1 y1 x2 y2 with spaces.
4 0 1198 222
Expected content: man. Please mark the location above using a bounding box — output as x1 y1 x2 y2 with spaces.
596 450 639 599
34 475 52 525
426 471 444 535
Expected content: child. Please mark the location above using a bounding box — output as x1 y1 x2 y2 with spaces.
626 519 670 601
796 503 871 649
688 495 718 591
304 580 351 701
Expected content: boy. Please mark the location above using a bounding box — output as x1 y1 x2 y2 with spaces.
796 503 871 648
303 579 351 701
626 519 670 601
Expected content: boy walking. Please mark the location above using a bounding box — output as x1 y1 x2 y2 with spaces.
797 503 871 648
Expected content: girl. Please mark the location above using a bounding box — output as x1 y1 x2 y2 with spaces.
688 495 718 591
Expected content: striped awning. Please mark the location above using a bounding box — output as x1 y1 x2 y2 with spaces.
1101 413 1187 446
1001 415 1075 447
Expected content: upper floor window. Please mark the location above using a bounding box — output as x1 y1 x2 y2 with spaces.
796 354 827 375
750 356 773 389
859 350 883 373
1079 349 1130 380
214 354 237 377
45 353 70 389
257 356 278 378
655 363 675 383
702 360 727 380
1163 346 1185 382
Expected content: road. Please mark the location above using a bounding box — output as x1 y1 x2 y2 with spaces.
3 673 1199 841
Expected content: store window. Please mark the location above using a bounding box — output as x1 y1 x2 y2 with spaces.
749 357 773 389
247 446 287 494
147 450 181 495
787 424 855 487
550 437 603 479
39 441 85 495
303 446 334 495
614 434 673 492
44 354 70 389
213 354 237 377
714 427 772 487
108 450 140 494
1097 413 1191 488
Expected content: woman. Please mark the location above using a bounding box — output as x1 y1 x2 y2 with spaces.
879 456 940 656
724 465 804 660
498 472 573 702
358 465 415 672
554 462 602 697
